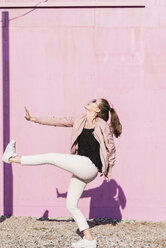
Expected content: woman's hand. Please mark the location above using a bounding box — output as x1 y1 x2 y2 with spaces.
104 169 113 182
24 106 31 121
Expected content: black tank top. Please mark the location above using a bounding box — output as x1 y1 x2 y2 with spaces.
77 128 102 172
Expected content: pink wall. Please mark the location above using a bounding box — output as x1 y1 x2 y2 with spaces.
0 1 166 221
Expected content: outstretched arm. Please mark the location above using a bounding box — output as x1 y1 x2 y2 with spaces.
24 106 74 127
33 115 74 127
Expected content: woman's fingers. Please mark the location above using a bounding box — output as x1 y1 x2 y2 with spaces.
24 106 31 120
24 106 29 115
104 175 109 182
104 173 112 182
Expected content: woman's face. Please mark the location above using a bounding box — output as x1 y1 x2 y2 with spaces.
85 98 101 113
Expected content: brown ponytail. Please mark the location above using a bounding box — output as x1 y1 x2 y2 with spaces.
97 98 122 138
109 107 122 138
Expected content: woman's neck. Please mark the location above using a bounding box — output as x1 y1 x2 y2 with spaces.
85 111 96 127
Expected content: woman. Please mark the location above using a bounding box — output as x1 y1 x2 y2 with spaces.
2 98 122 248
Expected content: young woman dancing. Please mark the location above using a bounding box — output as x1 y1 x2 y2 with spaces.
2 98 122 248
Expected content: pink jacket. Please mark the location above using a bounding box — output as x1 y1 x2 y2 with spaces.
34 113 116 176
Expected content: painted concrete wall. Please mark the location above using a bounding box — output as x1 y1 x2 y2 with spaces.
0 0 166 221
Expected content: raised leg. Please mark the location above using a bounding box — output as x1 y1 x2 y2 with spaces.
19 153 98 181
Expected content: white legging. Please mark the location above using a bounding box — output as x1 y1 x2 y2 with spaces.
21 153 98 231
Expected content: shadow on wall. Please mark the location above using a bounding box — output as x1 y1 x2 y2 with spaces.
55 179 127 220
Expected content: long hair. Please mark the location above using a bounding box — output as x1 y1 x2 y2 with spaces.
97 98 122 138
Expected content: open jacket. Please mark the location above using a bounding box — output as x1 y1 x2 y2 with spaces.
34 113 116 177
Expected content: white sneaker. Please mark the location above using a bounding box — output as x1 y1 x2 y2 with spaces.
71 237 97 248
2 139 17 163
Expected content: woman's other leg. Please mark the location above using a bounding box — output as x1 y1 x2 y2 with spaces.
66 175 94 240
